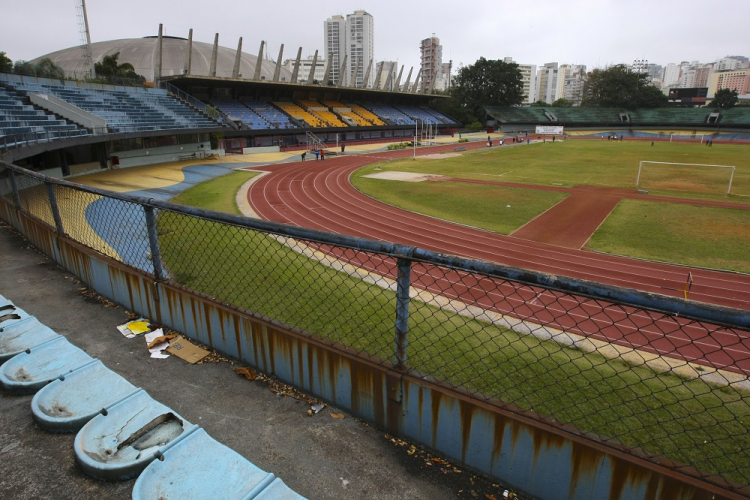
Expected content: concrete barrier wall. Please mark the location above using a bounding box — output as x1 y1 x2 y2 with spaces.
1 203 738 500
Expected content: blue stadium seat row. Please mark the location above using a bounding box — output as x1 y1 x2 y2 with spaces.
6 82 222 133
0 296 307 499
0 87 88 142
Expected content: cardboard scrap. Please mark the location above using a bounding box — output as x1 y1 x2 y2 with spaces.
117 318 151 338
144 329 170 359
167 337 210 364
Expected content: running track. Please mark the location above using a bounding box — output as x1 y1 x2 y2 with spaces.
245 141 750 374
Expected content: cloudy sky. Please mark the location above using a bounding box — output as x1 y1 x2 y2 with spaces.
3 0 749 73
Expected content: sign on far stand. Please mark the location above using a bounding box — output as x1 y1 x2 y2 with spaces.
535 125 564 135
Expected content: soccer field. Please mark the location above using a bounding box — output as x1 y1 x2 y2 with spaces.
352 140 750 273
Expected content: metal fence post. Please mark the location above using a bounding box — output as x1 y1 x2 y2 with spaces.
143 204 165 281
45 183 65 235
8 170 21 209
394 257 412 369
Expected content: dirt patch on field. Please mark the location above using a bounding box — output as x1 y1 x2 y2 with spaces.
361 171 447 182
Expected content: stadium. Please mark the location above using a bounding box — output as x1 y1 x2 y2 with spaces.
2 23 750 500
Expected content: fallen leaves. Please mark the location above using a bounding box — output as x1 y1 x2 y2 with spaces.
234 367 257 380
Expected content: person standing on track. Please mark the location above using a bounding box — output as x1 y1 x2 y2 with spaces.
320 149 325 160
314 150 319 160
301 151 306 161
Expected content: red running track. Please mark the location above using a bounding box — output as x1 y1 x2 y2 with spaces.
245 141 750 374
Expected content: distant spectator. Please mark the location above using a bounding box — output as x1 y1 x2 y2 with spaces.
321 149 325 160
314 150 320 160
301 151 307 161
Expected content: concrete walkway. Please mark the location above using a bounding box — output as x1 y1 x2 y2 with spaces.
0 220 520 500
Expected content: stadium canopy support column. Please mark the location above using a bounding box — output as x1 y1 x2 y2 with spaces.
272 44 284 82
411 68 422 93
253 40 265 80
395 65 404 92
321 57 332 86
338 55 348 86
384 66 394 91
291 47 302 83
184 29 193 75
403 67 413 93
374 62 384 90
350 58 362 88
154 24 163 88
209 33 219 77
232 37 243 79
362 59 373 89
307 50 318 85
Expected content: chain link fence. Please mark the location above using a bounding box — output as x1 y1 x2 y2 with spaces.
2 160 749 494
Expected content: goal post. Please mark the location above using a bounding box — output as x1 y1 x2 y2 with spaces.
636 161 736 195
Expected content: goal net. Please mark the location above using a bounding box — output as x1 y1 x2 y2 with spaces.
635 161 736 195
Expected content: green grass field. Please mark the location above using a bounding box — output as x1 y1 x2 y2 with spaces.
355 141 750 198
352 141 750 273
156 170 750 486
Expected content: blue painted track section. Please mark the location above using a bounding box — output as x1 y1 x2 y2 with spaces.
84 163 241 274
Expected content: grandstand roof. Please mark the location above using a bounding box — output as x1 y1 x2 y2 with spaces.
30 36 292 83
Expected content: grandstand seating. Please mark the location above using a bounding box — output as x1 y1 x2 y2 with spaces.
240 100 297 129
628 108 711 125
543 108 621 123
322 101 370 126
0 87 87 144
362 104 416 125
298 99 347 127
346 104 386 126
6 82 220 133
485 106 549 123
274 102 325 128
717 107 750 125
396 105 443 125
211 100 269 130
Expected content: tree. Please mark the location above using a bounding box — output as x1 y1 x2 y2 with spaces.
582 64 667 109
0 52 12 73
530 100 548 107
451 58 524 123
12 60 35 76
711 88 739 109
551 98 573 108
94 52 145 84
33 58 65 79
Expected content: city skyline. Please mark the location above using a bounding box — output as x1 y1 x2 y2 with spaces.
3 0 749 80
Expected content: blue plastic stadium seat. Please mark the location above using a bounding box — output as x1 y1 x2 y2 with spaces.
31 359 140 432
0 317 61 363
132 428 306 500
0 336 95 394
74 389 197 481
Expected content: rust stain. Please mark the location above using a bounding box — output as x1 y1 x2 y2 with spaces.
569 441 604 498
431 390 443 447
609 458 653 500
532 427 566 463
250 321 262 370
458 400 476 463
190 299 198 342
491 416 508 466
217 308 226 345
202 302 213 347
350 363 367 415
233 316 242 360
306 340 314 392
267 326 276 374
371 369 385 426
295 340 303 386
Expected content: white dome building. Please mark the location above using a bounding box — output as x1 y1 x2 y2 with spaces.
32 36 291 82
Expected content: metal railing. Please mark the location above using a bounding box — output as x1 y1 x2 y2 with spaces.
1 160 749 495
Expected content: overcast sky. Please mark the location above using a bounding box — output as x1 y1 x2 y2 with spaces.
3 0 749 73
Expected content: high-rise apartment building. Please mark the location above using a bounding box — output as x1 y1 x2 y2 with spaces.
537 62 559 104
420 36 443 92
324 15 346 85
504 57 537 104
324 10 374 87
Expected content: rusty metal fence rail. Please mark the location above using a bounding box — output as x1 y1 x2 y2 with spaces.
2 160 750 495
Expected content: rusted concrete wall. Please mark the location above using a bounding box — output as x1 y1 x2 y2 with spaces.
2 205 742 500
